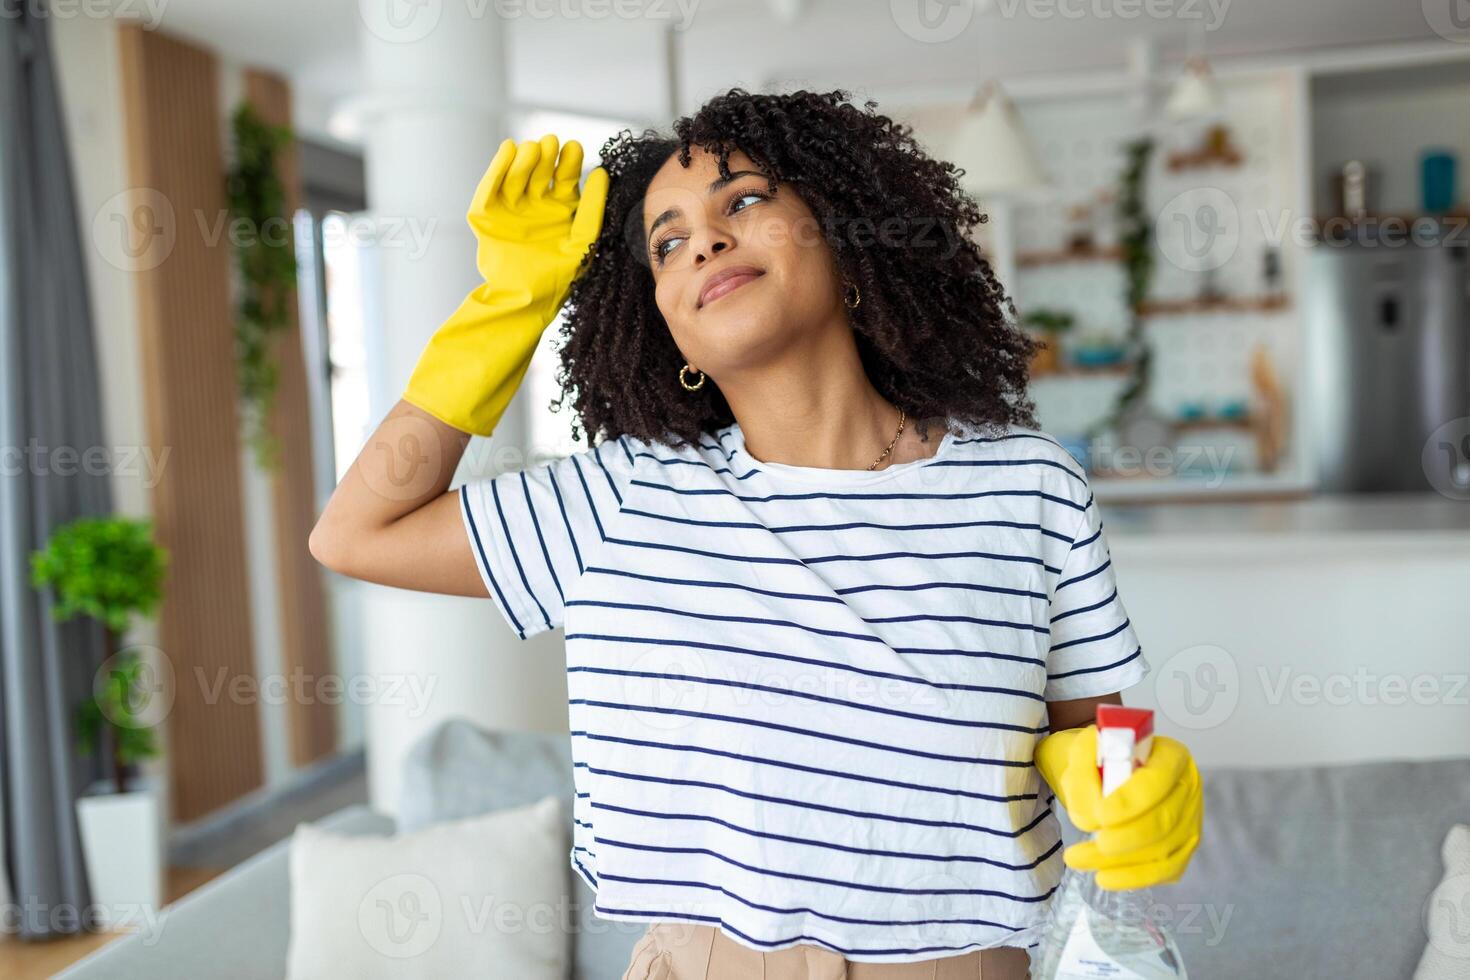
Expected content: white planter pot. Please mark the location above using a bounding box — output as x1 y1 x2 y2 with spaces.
76 780 163 929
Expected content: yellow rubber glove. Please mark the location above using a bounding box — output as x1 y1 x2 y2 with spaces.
1035 724 1204 891
402 134 609 436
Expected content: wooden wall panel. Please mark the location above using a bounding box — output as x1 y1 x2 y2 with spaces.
116 25 264 821
244 69 338 767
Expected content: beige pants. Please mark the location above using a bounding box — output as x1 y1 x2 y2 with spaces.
621 923 1032 980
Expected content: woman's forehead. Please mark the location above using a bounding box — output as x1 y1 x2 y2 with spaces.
650 146 763 195
643 146 764 225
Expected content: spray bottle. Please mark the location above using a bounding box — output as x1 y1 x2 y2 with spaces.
1032 705 1188 980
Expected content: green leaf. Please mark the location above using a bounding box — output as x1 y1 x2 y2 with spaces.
1089 136 1157 441
31 517 166 631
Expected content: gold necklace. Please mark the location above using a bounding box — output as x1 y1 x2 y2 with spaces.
867 407 906 470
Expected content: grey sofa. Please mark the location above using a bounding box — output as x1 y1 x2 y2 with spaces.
57 721 647 980
59 720 1468 979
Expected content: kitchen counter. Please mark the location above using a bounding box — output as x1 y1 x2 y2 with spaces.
1096 490 1470 769
1102 491 1470 559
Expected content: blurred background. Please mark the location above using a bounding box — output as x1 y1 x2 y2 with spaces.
2 0 1468 977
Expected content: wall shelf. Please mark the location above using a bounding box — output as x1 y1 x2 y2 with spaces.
1016 244 1122 268
959 65 1316 496
1138 294 1291 317
1034 362 1134 379
1172 416 1255 430
1164 154 1244 173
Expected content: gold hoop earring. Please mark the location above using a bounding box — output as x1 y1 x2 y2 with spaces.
679 365 706 392
843 279 861 309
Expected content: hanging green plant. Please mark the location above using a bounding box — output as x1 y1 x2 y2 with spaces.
1090 135 1156 439
226 101 297 470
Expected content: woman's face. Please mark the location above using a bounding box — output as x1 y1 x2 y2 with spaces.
641 146 844 378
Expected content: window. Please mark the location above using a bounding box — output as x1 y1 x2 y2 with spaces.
514 110 641 456
295 209 372 497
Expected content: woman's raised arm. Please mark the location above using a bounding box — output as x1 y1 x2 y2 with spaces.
308 134 608 596
308 399 483 596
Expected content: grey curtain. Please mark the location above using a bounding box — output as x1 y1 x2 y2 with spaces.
0 0 115 938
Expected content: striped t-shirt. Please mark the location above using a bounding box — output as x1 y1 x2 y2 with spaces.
458 417 1148 963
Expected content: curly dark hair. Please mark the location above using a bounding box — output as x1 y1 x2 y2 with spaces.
552 87 1039 449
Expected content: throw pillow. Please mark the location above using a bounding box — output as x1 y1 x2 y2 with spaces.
285 794 570 979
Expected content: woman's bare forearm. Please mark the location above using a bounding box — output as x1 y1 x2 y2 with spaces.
309 399 488 597
1048 691 1123 732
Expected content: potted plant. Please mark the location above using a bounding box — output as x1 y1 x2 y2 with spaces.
1024 308 1075 376
32 516 168 924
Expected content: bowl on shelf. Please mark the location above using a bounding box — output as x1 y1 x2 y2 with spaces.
1217 398 1250 420
1176 401 1208 422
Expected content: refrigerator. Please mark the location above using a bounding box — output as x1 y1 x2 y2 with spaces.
1306 230 1470 493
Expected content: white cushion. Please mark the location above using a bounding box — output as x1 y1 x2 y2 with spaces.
1415 823 1470 980
285 794 570 980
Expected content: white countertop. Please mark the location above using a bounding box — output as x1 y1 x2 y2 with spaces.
1101 492 1470 558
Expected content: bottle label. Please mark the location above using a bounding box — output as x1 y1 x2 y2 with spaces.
1052 910 1176 980
1053 910 1152 980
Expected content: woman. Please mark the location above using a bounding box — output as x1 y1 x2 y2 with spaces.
311 88 1203 979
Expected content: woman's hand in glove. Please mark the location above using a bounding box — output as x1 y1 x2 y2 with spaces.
403 134 609 436
1034 724 1204 891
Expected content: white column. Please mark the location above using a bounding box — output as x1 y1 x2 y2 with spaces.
342 4 570 814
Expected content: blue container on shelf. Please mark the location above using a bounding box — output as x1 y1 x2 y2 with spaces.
1070 345 1127 368
1217 398 1250 420
1422 150 1457 214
